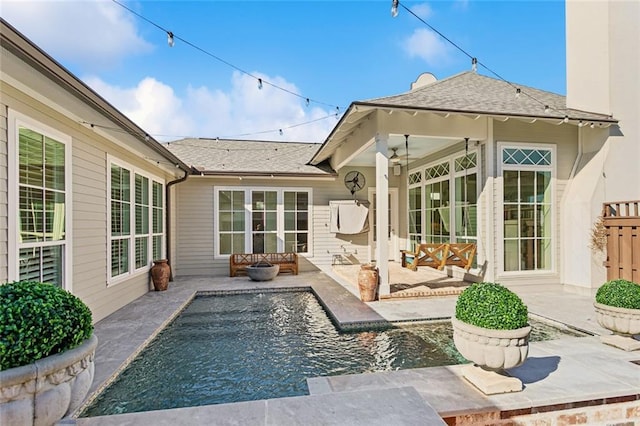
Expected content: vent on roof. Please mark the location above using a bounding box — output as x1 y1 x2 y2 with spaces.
410 72 437 91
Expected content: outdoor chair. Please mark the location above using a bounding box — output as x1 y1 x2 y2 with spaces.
401 243 449 271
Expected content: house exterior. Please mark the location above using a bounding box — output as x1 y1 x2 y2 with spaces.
0 19 191 322
1 0 637 322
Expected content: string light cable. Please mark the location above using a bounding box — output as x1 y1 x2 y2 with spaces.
110 0 341 110
80 111 338 143
391 0 581 117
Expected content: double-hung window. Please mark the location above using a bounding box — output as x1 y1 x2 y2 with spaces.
9 112 71 288
216 187 311 255
109 158 164 283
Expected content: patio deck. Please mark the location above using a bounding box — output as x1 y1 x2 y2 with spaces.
67 270 639 425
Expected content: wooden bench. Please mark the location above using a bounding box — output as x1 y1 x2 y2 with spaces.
401 243 476 272
229 253 299 277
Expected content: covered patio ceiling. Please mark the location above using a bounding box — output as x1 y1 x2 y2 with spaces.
346 133 460 167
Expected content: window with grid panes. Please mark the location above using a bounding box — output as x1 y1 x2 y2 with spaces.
109 161 164 281
17 126 67 287
501 146 553 272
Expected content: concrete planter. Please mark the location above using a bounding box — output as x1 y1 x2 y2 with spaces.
246 262 280 281
451 317 531 371
594 302 640 336
0 335 98 426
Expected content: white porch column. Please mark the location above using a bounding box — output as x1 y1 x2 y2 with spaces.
375 133 390 297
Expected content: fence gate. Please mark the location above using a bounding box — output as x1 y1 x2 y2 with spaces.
603 200 640 282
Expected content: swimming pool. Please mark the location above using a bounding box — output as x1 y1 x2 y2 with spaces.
80 291 587 417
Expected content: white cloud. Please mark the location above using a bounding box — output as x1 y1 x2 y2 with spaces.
402 28 450 65
83 72 336 143
1 0 152 70
410 3 433 19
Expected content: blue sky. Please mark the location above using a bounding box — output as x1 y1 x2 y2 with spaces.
2 0 566 142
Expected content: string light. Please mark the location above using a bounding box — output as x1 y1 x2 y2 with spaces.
578 120 585 127
306 98 310 107
110 0 342 111
391 0 399 17
590 122 595 128
258 78 263 90
563 115 569 123
544 105 551 114
279 129 283 136
391 0 575 119
471 57 477 72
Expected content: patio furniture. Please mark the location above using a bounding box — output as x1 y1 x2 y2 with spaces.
229 253 298 277
400 243 477 272
445 243 477 271
401 243 449 271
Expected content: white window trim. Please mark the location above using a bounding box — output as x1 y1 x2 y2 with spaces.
213 186 313 258
107 155 165 286
7 109 73 291
496 142 557 278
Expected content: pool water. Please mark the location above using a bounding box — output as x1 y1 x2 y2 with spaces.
81 291 586 417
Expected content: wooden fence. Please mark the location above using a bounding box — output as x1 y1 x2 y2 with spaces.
603 200 640 282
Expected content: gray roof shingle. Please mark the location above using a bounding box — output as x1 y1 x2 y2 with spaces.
165 138 334 176
360 71 614 122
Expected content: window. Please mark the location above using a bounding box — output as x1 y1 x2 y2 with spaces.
109 158 164 282
12 120 70 288
500 145 553 272
409 151 478 248
216 187 312 255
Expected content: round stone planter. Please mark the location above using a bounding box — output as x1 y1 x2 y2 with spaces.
246 262 280 281
451 317 531 371
0 334 98 426
594 302 640 335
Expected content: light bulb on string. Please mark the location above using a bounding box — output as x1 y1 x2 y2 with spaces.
391 0 399 17
167 32 175 47
544 105 550 114
471 57 478 72
563 115 569 123
279 129 283 136
306 98 310 107
258 78 263 90
515 88 521 99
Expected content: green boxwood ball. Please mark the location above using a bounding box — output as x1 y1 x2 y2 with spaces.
0 281 93 370
595 279 640 310
455 282 528 330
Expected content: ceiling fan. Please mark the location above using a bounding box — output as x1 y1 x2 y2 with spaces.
389 135 415 163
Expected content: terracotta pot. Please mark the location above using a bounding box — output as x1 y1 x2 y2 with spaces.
358 264 378 302
594 302 640 335
151 259 170 291
451 317 531 371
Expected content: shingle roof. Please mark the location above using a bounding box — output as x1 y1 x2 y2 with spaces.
165 138 334 176
359 71 614 122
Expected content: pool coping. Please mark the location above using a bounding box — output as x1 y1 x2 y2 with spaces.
71 272 640 424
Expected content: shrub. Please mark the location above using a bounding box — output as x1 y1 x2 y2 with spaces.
595 279 640 310
455 282 528 330
0 281 93 371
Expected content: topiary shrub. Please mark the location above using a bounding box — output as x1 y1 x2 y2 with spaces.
0 281 93 371
595 279 640 310
455 282 528 330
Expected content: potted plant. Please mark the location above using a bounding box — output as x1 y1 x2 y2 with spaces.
594 279 640 351
451 282 531 394
0 281 97 425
